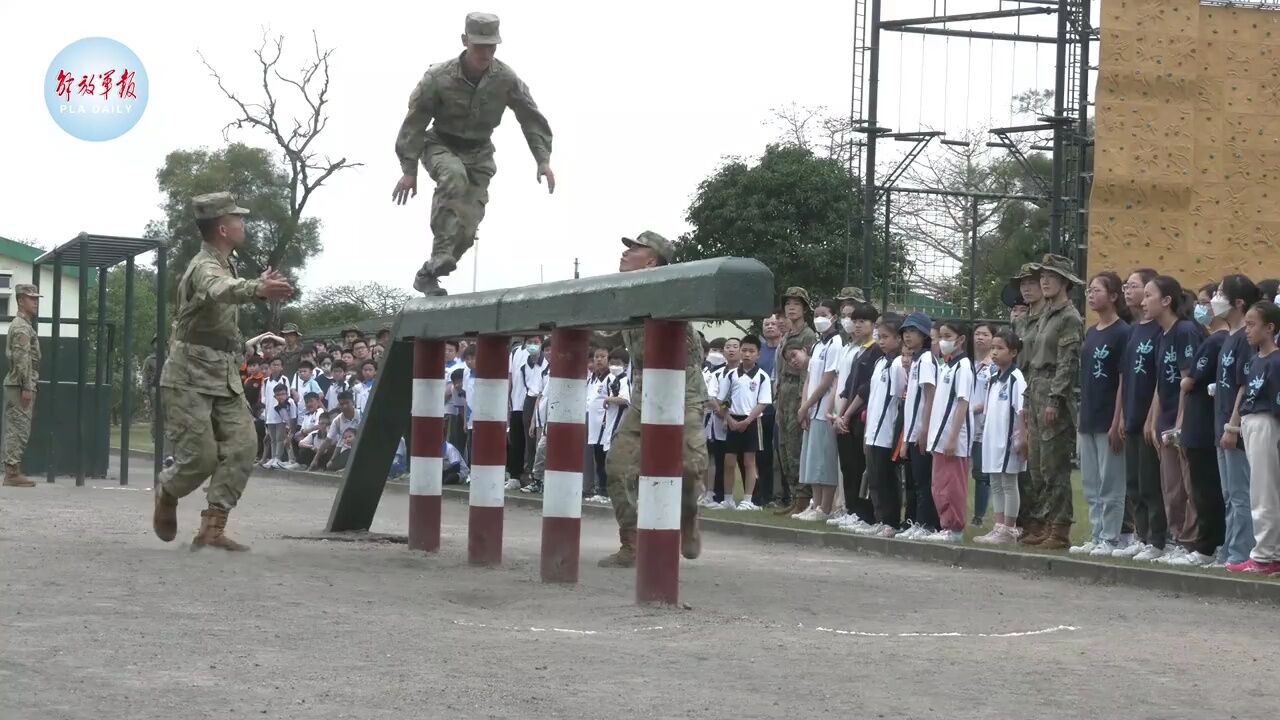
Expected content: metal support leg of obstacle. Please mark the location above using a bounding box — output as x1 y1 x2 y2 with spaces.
541 328 588 583
469 334 510 565
409 339 445 552
636 319 687 606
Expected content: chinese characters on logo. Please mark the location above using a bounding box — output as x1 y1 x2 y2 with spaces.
53 68 137 102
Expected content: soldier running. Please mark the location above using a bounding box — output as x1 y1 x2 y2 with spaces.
151 192 292 551
597 232 708 567
3 283 43 487
392 11 555 296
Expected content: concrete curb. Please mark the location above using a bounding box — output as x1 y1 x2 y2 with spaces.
111 448 1280 605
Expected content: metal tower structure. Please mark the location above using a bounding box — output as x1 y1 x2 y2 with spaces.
855 0 1095 287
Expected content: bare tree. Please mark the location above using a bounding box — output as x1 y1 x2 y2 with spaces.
314 283 413 316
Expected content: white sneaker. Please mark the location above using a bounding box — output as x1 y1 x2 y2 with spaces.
973 524 1005 544
283 462 304 471
1069 540 1099 555
735 499 760 511
1133 545 1166 562
504 478 522 491
1154 546 1189 565
878 525 899 538
841 517 871 532
1112 542 1146 558
791 502 815 520
1090 541 1119 557
1166 550 1214 567
990 525 1018 544
895 523 922 539
809 509 830 522
697 492 717 508
924 529 963 543
854 522 885 536
826 509 849 525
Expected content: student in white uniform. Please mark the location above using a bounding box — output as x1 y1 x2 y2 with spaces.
974 327 1028 545
793 300 844 520
860 313 907 537
924 320 976 542
897 312 939 537
717 335 772 511
699 338 726 506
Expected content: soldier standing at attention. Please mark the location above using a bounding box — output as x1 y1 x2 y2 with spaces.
1009 262 1043 535
597 232 708 567
392 11 555 296
1021 254 1084 549
151 192 292 551
3 283 42 487
773 288 818 516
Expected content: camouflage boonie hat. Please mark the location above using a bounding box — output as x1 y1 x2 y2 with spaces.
465 12 502 44
192 192 250 221
281 323 300 335
621 231 674 264
781 286 812 309
1009 261 1043 284
1039 253 1083 286
834 286 867 304
14 283 41 298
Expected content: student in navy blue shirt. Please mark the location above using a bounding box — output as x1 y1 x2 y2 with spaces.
1140 275 1204 561
1223 300 1280 574
1114 267 1166 557
1072 272 1132 556
1171 281 1228 565
1212 274 1260 566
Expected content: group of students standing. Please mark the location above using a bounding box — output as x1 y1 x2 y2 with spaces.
700 256 1279 576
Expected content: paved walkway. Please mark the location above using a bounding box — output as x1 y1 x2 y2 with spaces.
2 470 1276 719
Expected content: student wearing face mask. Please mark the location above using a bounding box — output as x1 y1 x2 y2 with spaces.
1211 275 1260 567
829 288 878 529
792 299 844 520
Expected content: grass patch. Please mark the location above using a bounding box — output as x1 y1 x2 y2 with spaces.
109 423 154 453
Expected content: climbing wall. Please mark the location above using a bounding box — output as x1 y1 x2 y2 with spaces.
1091 0 1280 283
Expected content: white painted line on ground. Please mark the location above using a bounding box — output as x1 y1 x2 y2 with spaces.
812 624 1080 638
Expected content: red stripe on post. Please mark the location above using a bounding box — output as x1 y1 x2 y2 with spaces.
468 334 509 566
636 318 688 606
410 339 445 552
544 424 586 472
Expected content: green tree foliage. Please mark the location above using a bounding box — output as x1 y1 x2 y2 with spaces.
143 143 321 337
674 143 912 304
83 265 159 421
279 282 411 336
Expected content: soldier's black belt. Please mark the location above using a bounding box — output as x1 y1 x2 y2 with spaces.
180 331 241 354
434 130 492 151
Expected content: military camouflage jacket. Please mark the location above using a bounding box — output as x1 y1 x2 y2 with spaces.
160 243 263 397
4 315 40 390
621 324 706 412
1024 298 1083 406
775 323 818 386
395 53 553 176
1014 304 1043 373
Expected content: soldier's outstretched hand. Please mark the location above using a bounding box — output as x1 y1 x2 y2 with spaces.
537 162 555 194
393 174 418 205
257 274 293 300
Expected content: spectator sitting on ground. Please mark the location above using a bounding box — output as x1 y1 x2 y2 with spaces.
443 438 470 485
310 391 361 472
296 414 331 469
293 391 324 452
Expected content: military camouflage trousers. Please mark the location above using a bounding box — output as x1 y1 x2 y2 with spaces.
605 403 708 531
774 382 810 502
1025 382 1076 526
2 386 33 467
422 133 497 279
158 386 257 511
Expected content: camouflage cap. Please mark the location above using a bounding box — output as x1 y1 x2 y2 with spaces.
192 192 250 221
621 231 674 264
281 323 300 335
834 286 867 304
1009 261 1043 284
1039 253 1083 286
465 12 502 44
781 286 812 309
14 283 41 298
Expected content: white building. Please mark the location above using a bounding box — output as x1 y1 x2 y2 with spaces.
0 235 82 338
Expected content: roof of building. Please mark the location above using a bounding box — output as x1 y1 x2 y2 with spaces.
0 235 83 279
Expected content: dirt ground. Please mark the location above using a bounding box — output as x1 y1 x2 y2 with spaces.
2 470 1277 720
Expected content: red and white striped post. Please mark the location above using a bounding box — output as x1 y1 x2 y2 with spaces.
636 319 687 605
409 339 445 552
468 334 510 565
541 328 588 583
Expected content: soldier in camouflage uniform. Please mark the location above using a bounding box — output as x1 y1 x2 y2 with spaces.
151 192 293 551
3 283 42 487
1021 254 1084 549
773 287 818 515
1009 263 1042 533
392 11 555 296
598 232 709 567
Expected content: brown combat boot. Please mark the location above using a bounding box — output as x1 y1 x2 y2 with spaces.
152 485 178 542
597 527 637 568
681 512 702 560
190 506 250 552
1019 519 1048 546
774 498 803 516
3 464 35 487
1038 523 1073 551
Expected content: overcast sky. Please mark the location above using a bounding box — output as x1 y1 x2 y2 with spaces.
0 0 1090 299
